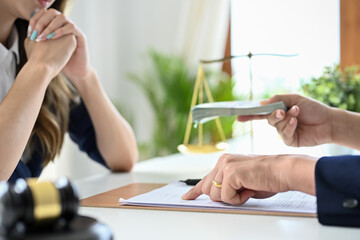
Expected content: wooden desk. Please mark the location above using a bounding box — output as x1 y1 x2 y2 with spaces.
76 144 360 240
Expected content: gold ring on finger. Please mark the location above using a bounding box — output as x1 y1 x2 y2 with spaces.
212 179 222 188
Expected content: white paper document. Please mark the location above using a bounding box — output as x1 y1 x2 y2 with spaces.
119 182 317 214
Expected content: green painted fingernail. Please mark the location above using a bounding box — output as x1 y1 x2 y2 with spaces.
30 30 38 41
46 32 55 39
30 12 36 18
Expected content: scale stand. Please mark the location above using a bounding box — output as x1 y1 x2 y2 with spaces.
178 52 298 154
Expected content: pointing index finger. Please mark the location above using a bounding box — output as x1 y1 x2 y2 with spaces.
182 179 204 200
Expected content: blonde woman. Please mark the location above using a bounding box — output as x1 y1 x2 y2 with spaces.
0 0 138 182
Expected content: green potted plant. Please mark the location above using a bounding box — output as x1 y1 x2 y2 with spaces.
301 64 360 112
300 64 360 155
129 49 241 159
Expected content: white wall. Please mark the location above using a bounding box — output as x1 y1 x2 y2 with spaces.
41 0 192 180
70 0 193 143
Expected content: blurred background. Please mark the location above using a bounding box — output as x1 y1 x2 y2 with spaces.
41 0 360 180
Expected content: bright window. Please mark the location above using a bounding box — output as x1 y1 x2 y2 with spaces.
230 0 340 98
230 0 339 155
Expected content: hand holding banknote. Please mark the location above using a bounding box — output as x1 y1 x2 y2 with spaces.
237 94 333 147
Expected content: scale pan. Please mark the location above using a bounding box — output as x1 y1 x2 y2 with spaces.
177 142 229 154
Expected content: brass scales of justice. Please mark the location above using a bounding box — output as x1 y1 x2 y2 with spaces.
177 52 298 154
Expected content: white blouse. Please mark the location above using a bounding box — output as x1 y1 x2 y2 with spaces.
0 25 19 103
0 26 30 163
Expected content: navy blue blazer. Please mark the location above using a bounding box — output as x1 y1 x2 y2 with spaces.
8 101 108 183
316 155 360 227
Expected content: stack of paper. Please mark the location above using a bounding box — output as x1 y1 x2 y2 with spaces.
120 182 317 214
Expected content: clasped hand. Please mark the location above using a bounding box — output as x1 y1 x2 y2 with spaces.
25 8 92 86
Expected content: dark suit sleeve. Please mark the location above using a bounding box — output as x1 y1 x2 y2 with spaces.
67 100 108 168
315 155 360 227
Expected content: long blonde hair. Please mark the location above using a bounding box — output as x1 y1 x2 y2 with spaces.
16 0 77 165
